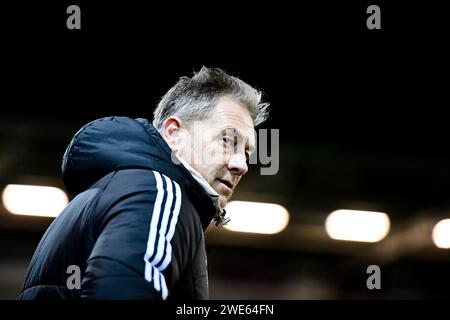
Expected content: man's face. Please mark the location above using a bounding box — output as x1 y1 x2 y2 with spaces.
176 97 255 208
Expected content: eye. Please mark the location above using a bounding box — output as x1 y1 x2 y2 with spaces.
222 135 239 153
223 136 234 146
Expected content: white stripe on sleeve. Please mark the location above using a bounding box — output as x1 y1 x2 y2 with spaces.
143 171 182 300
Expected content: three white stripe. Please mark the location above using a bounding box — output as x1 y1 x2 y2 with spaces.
143 171 182 300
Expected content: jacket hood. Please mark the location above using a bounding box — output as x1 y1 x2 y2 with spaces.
61 116 217 229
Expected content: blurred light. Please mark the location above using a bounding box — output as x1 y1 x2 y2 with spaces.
2 184 69 218
325 209 390 243
432 219 450 249
223 201 289 234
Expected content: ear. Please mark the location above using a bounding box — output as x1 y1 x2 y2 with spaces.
161 116 183 150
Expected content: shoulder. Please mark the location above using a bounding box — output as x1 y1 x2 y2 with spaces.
95 168 202 227
96 169 187 211
100 169 182 194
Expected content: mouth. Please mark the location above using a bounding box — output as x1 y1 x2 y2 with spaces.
218 179 234 191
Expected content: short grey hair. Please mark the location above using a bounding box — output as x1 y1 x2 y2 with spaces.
152 67 269 130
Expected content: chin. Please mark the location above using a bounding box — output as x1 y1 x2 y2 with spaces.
219 196 228 209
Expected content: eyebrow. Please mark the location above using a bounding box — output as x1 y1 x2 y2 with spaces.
221 127 255 154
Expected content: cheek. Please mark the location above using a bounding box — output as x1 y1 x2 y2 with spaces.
192 162 219 186
204 143 228 169
192 138 229 183
205 164 222 184
176 136 193 159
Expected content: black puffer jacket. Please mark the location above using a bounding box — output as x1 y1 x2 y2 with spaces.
19 116 221 300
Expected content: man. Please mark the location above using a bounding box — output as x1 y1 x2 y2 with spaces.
19 67 269 300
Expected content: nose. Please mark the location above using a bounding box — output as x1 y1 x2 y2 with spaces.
228 153 248 176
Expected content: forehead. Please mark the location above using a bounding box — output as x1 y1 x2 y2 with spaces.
206 96 255 137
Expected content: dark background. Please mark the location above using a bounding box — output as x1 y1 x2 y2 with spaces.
1 1 449 299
